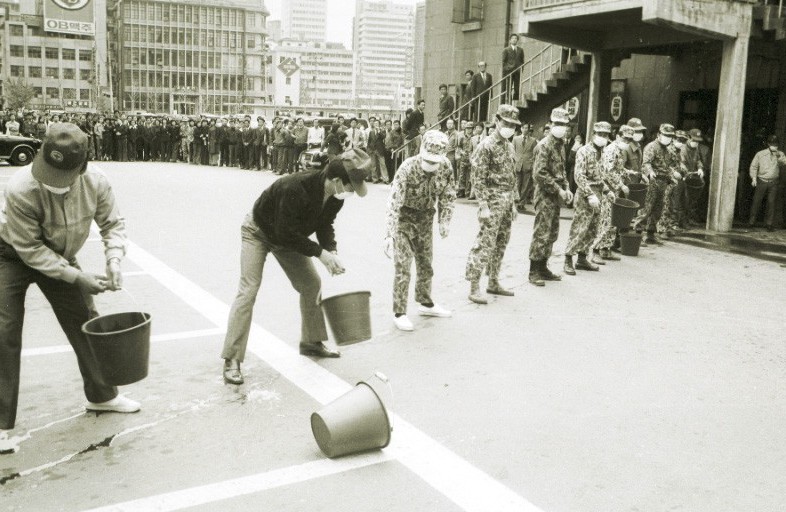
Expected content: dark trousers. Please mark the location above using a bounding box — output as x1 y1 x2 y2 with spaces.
294 144 308 171
501 71 520 102
257 145 268 169
220 143 230 166
0 240 117 430
170 142 180 162
748 178 779 227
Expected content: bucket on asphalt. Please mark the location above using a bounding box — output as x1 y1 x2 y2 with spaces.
82 312 151 386
625 183 648 208
619 232 642 256
320 291 372 346
311 372 393 458
611 197 640 229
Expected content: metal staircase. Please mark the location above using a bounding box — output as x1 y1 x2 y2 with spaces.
753 1 786 39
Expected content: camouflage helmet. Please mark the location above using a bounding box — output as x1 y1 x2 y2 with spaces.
495 104 521 125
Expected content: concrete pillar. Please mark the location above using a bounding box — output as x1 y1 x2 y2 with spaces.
707 34 750 232
585 51 612 138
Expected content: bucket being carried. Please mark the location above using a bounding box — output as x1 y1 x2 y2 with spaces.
611 197 640 229
625 183 648 208
320 291 372 346
619 232 642 256
82 312 151 386
311 372 393 458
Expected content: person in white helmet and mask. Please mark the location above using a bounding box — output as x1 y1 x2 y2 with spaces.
384 130 457 331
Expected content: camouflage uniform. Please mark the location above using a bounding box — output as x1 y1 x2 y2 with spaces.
465 131 517 282
681 141 705 223
595 139 628 250
632 140 679 234
565 143 606 256
656 143 685 234
529 134 568 261
387 156 456 315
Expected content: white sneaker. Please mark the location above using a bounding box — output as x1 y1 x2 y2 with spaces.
417 303 452 318
86 395 141 413
393 315 414 332
0 430 16 454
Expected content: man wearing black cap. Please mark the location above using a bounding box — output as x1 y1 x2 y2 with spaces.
221 149 373 384
748 135 786 231
0 123 138 453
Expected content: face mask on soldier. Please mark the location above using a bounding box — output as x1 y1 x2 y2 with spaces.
658 135 672 146
550 125 567 139
633 133 644 142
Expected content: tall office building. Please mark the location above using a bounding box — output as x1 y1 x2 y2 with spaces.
281 0 326 42
110 0 270 115
413 1 425 98
0 0 109 111
353 0 415 110
270 39 354 108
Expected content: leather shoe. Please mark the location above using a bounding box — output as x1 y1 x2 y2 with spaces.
299 342 341 358
223 361 244 385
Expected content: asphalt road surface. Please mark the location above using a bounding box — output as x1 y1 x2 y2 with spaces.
1 161 784 512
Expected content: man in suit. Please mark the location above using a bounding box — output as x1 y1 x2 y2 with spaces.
405 100 425 157
468 62 493 124
513 123 538 211
438 84 455 131
367 119 389 184
461 70 475 123
502 34 525 102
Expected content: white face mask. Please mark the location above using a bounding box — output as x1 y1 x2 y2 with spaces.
42 183 71 195
498 127 515 139
658 135 672 146
769 145 779 152
421 159 441 173
674 141 685 149
333 180 353 200
593 135 608 147
633 133 644 142
551 125 567 139
688 141 699 149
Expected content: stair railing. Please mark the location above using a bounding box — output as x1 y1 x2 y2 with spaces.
390 44 567 163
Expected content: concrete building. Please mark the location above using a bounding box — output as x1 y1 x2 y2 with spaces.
269 38 354 109
267 19 281 43
353 0 415 110
424 0 786 233
280 0 326 42
109 0 270 115
0 0 109 111
413 1 425 100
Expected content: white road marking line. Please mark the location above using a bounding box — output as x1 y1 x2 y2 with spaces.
21 328 224 357
80 452 394 512
121 271 149 277
116 240 543 512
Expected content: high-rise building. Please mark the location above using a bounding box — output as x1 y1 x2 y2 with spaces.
109 0 270 115
353 0 415 110
0 0 109 111
270 39 354 108
281 0 326 42
413 1 425 98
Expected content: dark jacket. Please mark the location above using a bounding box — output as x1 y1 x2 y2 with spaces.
502 46 525 74
252 169 344 257
405 109 424 139
367 128 387 154
438 95 455 122
469 72 493 99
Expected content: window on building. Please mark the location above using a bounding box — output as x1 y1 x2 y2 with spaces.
10 65 24 77
46 87 59 99
10 45 24 58
80 89 90 100
29 66 42 78
285 77 291 85
80 69 91 80
247 36 255 49
79 49 92 61
62 48 76 60
33 87 43 97
63 88 76 100
64 68 76 79
45 47 59 59
46 67 59 78
27 47 41 59
10 25 23 36
452 0 483 23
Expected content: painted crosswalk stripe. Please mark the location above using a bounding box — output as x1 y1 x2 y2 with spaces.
95 239 544 512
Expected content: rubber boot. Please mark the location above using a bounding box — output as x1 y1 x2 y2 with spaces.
576 252 599 271
528 260 545 287
487 280 514 296
468 280 488 304
563 255 576 276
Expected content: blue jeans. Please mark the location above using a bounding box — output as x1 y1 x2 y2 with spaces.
221 214 328 362
0 239 117 430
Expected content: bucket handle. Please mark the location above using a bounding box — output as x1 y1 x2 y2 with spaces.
368 371 394 430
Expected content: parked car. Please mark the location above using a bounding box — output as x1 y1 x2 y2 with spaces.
0 133 42 166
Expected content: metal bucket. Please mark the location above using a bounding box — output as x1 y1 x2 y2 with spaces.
611 198 640 229
625 183 648 208
320 291 372 346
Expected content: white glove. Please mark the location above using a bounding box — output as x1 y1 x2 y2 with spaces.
621 185 630 196
383 237 394 259
698 169 704 179
588 195 600 209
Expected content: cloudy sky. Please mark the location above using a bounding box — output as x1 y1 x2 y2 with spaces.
265 0 420 49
